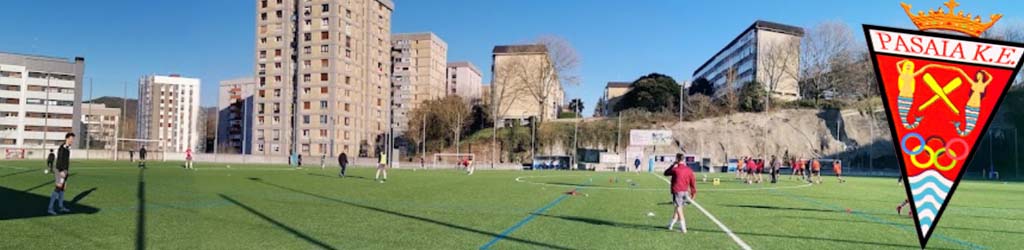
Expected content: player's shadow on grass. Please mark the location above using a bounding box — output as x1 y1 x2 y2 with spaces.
0 185 100 220
306 173 368 180
246 177 573 250
219 194 338 250
21 173 77 192
136 168 146 250
542 182 594 187
724 204 836 213
535 214 676 232
537 214 943 249
0 168 37 178
784 215 1024 236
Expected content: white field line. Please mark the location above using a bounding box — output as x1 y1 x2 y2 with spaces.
652 173 753 250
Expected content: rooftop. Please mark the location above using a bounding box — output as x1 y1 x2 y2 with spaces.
492 44 548 54
447 61 482 76
692 20 805 76
606 81 632 88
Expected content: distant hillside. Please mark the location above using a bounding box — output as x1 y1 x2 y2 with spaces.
86 96 138 139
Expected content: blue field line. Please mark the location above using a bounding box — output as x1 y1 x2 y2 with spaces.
479 176 594 250
769 189 987 250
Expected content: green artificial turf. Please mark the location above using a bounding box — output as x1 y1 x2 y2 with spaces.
0 160 1020 249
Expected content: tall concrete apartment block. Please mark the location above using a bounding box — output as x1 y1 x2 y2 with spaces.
446 61 483 102
491 45 565 126
218 77 255 154
137 75 201 153
693 20 803 100
391 32 447 133
254 0 394 158
81 103 120 150
0 52 84 150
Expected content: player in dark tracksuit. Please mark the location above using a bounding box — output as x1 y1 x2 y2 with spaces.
47 133 75 215
139 147 148 168
46 149 55 174
338 152 349 177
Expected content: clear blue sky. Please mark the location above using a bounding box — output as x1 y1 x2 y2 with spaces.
1 0 1021 115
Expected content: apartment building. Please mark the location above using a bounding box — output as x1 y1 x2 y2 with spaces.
137 75 201 153
81 103 120 150
594 81 631 117
0 52 84 149
217 77 256 154
491 45 564 126
446 61 483 102
692 20 803 100
391 32 447 133
254 0 394 158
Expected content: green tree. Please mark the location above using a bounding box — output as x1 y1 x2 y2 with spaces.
738 81 767 112
688 77 715 96
613 73 681 114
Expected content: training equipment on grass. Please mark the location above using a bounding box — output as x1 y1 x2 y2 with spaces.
865 15 1024 248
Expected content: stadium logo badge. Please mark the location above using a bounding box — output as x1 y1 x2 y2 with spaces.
863 0 1024 248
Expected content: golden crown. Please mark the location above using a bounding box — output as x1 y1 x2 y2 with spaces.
901 0 1001 37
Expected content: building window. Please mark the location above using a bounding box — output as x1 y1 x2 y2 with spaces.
304 33 311 41
304 101 311 110
321 59 329 68
320 87 328 94
319 129 328 137
320 100 328 108
303 60 311 68
303 46 311 54
345 36 352 48
303 74 311 82
275 62 282 69
319 115 327 124
302 129 310 138
344 103 350 112
274 49 282 57
321 18 329 27
259 51 266 59
321 3 329 12
320 45 329 53
345 76 351 85
320 73 328 81
303 115 310 124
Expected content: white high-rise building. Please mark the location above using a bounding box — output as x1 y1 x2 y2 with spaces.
0 52 84 150
446 61 483 102
137 75 201 153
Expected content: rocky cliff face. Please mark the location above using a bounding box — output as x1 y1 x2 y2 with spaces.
665 108 893 166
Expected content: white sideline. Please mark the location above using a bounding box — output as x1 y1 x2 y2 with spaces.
652 173 753 250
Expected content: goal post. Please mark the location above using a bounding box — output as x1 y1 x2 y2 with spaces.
4 148 26 160
432 153 476 169
113 138 166 162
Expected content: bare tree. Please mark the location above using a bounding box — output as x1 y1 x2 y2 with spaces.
515 36 580 123
984 21 1024 87
799 21 857 102
760 35 802 98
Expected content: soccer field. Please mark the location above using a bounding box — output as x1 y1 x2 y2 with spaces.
1 160 1020 249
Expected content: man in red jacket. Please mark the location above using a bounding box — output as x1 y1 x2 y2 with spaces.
664 153 696 233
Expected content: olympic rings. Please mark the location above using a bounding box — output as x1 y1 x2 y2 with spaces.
946 137 969 161
901 133 970 171
910 145 936 169
933 148 957 171
901 132 925 155
926 136 946 147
